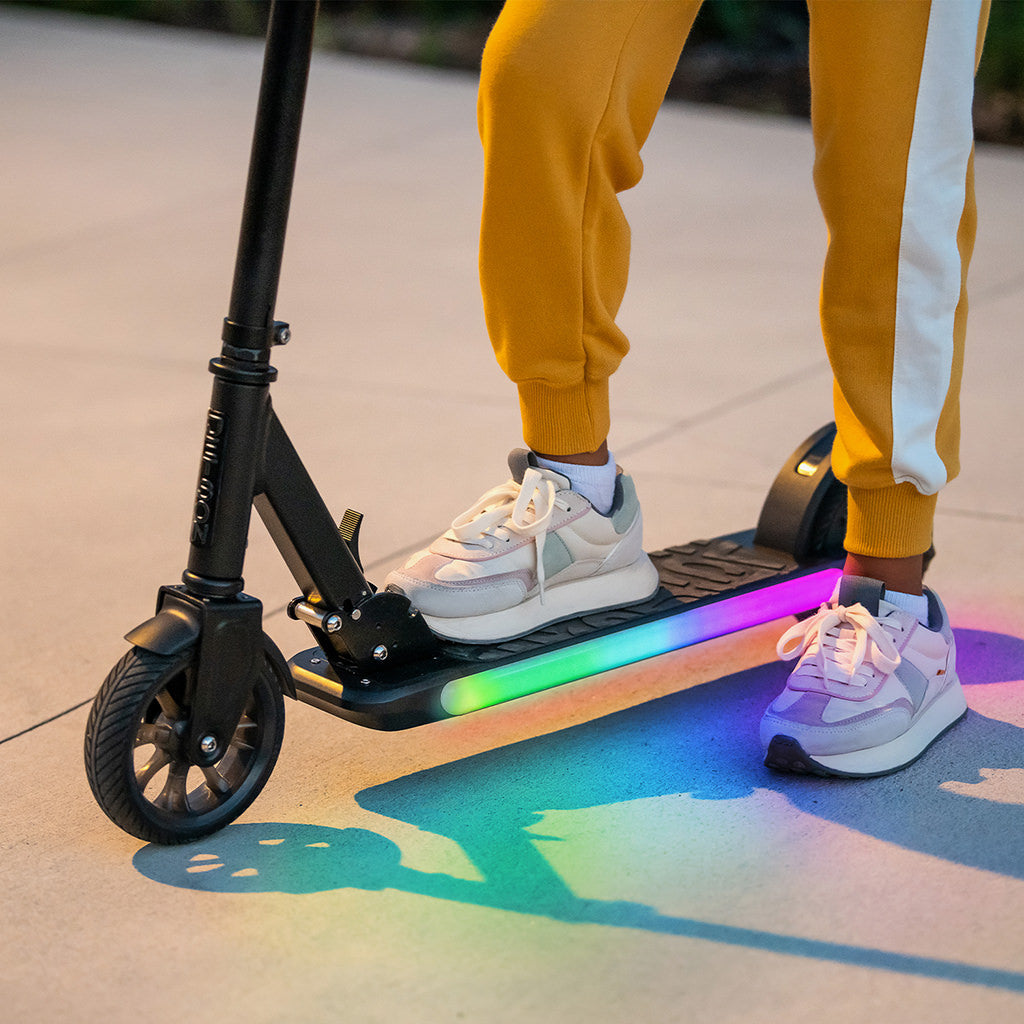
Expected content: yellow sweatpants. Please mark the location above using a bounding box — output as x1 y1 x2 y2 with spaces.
477 0 989 558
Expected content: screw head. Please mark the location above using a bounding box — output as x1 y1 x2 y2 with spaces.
372 645 388 661
199 734 218 755
323 614 342 633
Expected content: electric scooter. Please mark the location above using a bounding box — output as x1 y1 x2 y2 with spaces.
84 0 849 846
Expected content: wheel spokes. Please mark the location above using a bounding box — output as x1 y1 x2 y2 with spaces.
155 688 183 720
153 761 191 815
135 696 250 813
135 747 173 791
200 764 234 798
136 721 174 749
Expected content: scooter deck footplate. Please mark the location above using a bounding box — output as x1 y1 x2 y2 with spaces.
289 530 841 730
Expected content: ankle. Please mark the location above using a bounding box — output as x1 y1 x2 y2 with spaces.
532 440 609 467
533 449 617 515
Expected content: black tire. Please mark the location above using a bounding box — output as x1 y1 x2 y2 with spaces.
84 646 285 845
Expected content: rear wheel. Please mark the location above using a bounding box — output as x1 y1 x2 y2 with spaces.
754 422 846 562
84 646 284 844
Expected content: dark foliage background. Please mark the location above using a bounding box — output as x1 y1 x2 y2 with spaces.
14 0 1024 145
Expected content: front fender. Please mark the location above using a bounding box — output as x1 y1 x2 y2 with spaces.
125 592 200 656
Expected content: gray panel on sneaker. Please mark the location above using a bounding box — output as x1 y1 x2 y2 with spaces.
611 474 640 534
541 531 574 577
895 659 931 711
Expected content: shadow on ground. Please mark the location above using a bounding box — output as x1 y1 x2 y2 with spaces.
135 627 1024 991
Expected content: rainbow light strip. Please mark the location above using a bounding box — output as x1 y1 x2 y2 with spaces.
439 568 841 717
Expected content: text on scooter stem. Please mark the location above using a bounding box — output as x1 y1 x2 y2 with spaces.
191 410 225 546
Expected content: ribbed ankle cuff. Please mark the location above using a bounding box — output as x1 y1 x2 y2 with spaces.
517 378 610 456
845 483 938 558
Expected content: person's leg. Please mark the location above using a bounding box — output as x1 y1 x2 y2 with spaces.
762 0 990 777
386 0 700 644
478 0 702 459
811 0 989 592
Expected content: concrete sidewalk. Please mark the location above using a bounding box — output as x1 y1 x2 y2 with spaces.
2 6 1023 1021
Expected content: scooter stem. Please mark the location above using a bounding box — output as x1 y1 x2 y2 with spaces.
184 0 319 597
225 0 318 350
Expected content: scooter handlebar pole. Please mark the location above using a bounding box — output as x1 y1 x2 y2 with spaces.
224 0 319 349
184 1 319 597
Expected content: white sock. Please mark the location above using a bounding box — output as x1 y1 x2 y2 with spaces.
534 450 618 515
884 589 930 627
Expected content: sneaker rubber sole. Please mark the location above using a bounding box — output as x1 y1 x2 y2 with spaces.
764 678 968 778
421 554 660 644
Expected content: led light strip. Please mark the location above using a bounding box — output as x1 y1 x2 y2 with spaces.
439 569 841 717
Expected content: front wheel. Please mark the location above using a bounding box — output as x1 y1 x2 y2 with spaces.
84 646 285 844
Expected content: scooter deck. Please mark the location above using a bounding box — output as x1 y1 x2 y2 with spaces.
289 529 842 730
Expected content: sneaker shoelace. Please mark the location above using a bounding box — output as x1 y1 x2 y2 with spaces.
447 467 558 602
776 601 903 687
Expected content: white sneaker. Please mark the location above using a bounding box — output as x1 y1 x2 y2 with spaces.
384 450 660 643
761 575 967 777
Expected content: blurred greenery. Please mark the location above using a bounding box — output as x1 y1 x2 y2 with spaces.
15 0 813 44
12 0 1024 143
16 0 268 32
978 0 1024 93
